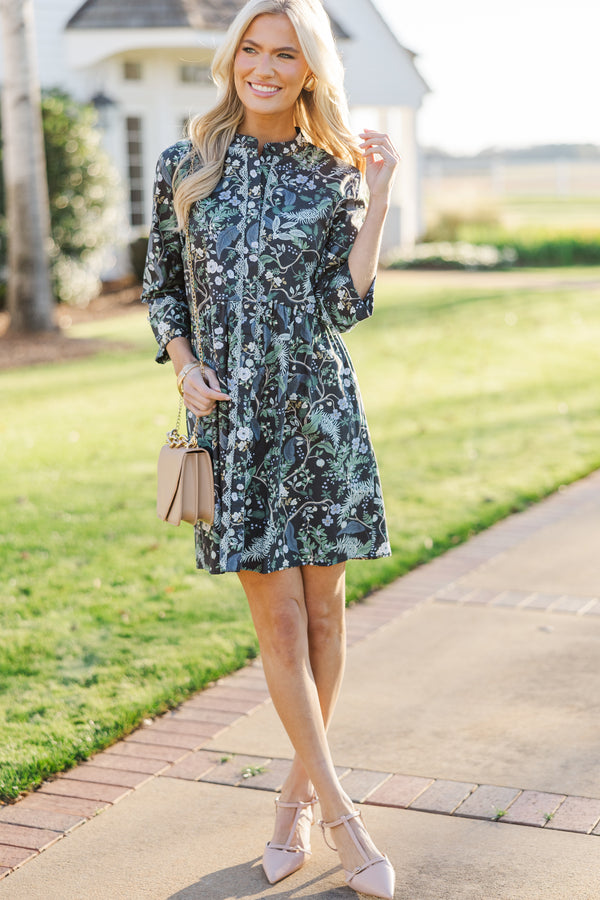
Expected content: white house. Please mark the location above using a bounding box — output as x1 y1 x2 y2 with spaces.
2 0 429 257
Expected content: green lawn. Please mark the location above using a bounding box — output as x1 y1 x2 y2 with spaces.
499 195 600 232
1 267 600 801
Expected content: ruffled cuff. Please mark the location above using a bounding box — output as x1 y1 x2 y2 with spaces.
145 296 191 364
317 262 376 334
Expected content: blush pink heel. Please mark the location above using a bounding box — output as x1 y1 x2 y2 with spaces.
319 809 395 900
262 795 318 884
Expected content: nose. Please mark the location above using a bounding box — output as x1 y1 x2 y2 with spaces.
254 52 275 77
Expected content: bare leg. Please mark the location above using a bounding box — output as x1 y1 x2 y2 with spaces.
279 563 347 802
238 564 383 875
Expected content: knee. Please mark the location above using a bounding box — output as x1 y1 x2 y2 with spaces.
307 606 345 649
257 600 306 667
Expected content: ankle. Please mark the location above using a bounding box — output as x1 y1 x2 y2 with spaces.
318 793 355 825
279 780 315 804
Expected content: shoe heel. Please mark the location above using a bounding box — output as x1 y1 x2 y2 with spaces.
319 809 395 899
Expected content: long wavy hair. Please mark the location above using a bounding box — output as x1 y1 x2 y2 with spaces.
173 0 363 228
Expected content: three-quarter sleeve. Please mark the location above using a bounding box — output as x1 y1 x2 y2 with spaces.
141 149 191 364
312 170 375 334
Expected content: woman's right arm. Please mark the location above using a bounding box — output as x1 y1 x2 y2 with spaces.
142 150 229 416
141 150 192 362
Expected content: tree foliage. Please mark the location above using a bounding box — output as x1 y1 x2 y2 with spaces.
0 88 120 306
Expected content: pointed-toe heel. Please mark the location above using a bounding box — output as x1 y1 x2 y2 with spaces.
262 795 318 885
319 810 395 900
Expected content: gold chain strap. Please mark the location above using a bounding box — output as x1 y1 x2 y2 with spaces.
166 216 205 450
185 215 205 379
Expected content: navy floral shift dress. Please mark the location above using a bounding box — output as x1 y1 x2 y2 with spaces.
142 131 391 575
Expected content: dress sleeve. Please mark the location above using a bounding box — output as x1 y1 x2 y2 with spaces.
312 170 375 334
141 150 190 364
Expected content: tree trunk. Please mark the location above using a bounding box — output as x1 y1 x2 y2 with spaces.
0 0 55 333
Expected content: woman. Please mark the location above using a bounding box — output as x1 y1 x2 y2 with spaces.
142 1 399 896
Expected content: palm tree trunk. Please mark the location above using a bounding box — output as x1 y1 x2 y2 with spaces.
0 0 55 333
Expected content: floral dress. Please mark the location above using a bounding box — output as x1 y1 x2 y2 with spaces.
142 131 391 575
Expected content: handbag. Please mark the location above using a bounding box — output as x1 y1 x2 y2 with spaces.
156 404 214 526
156 216 215 527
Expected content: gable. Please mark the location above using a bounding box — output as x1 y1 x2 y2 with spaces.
67 0 349 38
326 0 429 107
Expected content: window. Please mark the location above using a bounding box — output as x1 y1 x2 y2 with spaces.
125 117 145 226
123 61 142 81
179 64 212 85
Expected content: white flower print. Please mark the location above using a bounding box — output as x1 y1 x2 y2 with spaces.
142 135 389 575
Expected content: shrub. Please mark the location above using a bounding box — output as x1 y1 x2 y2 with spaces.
130 235 150 283
491 235 600 267
384 233 600 270
423 207 501 243
0 89 122 307
384 242 517 271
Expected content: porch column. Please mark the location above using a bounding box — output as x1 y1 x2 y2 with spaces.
399 105 422 249
377 107 401 253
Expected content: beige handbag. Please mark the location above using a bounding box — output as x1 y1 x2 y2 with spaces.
156 407 214 526
156 216 215 527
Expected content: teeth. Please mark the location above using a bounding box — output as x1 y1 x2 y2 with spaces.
250 83 280 94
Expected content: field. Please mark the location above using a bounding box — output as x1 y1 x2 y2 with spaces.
1 267 600 801
423 160 600 235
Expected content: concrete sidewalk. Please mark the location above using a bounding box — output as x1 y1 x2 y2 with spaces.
1 470 600 899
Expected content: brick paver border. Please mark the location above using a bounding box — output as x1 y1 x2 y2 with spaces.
1 469 599 879
160 749 600 836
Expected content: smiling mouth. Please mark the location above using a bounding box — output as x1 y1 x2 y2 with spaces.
249 82 282 95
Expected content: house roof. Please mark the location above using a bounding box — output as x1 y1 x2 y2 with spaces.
66 0 349 38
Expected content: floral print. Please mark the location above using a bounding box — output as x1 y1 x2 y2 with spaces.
142 132 391 574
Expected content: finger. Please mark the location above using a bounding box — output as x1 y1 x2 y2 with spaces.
204 367 227 395
363 146 399 165
183 389 220 420
186 370 231 401
361 137 399 155
189 384 230 402
195 403 216 418
183 400 213 417
360 134 400 156
362 143 399 161
360 131 393 144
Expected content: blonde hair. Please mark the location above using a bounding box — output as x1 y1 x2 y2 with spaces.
173 0 363 228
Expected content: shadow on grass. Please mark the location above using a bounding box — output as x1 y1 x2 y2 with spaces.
366 274 600 330
365 290 514 328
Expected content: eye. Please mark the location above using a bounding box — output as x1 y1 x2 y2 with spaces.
279 53 294 59
242 46 257 54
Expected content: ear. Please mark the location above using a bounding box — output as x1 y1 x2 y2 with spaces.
303 74 317 92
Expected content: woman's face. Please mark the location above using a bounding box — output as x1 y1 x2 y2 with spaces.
234 13 310 125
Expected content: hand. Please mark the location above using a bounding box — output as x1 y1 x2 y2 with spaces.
182 366 230 417
359 130 400 201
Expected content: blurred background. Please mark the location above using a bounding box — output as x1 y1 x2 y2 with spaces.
377 0 599 254
1 0 598 295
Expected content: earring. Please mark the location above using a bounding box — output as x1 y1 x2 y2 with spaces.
304 74 316 92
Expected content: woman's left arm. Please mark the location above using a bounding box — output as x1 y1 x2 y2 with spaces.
348 130 400 299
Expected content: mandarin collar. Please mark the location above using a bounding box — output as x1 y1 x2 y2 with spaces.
232 129 306 158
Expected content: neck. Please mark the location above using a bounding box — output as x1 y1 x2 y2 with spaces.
237 111 297 154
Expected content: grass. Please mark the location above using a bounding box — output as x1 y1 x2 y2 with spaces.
2 267 600 800
423 190 600 250
498 196 600 233
424 184 600 235
422 195 600 264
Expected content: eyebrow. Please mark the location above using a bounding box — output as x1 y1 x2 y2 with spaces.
242 38 300 53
